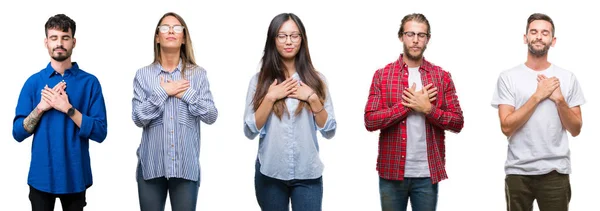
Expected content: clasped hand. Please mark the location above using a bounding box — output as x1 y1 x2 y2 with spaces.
401 83 437 114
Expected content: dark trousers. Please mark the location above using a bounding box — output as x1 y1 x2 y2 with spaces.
29 185 87 211
505 170 571 211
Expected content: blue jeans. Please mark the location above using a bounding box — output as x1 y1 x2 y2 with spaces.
254 160 323 211
379 177 438 211
137 164 199 211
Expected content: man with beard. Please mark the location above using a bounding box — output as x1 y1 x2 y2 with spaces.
364 13 464 211
491 13 584 211
11 14 107 211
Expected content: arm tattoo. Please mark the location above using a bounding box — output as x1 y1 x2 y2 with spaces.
23 108 42 133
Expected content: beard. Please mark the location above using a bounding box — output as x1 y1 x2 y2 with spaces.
51 47 71 62
403 44 426 61
527 40 551 57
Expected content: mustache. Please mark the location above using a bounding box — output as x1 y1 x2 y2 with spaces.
53 46 67 52
530 40 546 45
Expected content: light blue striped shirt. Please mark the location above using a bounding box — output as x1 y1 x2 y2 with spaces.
132 61 217 182
244 72 336 180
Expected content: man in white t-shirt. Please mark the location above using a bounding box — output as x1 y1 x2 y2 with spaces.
491 13 585 211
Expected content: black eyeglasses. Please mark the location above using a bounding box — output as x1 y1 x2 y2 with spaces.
403 31 429 39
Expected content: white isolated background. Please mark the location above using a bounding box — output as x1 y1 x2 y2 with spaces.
0 0 597 210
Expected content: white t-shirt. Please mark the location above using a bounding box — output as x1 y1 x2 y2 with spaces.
405 67 430 177
491 63 585 175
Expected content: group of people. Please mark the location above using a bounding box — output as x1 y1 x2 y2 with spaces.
11 11 583 211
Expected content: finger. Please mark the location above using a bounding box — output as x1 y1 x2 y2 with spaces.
285 79 297 86
424 83 433 90
411 83 416 90
429 87 438 92
429 91 438 98
271 79 278 86
404 87 417 96
429 97 437 102
177 86 189 93
41 92 52 100
42 95 52 103
41 89 54 96
299 81 306 86
52 82 63 91
401 101 414 108
402 95 415 104
285 81 298 89
403 90 415 99
42 96 52 103
287 89 297 96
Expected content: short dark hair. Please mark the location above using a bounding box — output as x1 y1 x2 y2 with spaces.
398 13 431 38
45 14 76 37
527 13 554 37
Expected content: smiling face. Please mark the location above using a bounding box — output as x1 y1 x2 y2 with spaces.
275 19 302 61
155 15 185 51
45 28 75 62
524 19 556 57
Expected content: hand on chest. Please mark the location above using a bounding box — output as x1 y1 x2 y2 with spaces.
384 69 443 107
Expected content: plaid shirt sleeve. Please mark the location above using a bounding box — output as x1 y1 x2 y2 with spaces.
425 71 464 133
364 68 411 132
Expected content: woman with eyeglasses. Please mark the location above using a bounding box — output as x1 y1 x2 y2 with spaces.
132 12 218 211
243 13 336 211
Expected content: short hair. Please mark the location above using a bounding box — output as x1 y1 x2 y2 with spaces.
398 13 431 38
527 13 555 37
45 14 76 37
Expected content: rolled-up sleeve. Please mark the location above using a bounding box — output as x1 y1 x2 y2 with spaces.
315 74 336 139
78 80 108 143
244 75 261 139
181 68 218 124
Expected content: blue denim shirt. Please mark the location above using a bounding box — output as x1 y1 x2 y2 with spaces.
244 72 336 180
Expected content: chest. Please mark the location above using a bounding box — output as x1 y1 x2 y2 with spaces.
380 69 445 108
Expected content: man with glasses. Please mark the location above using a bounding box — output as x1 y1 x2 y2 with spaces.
11 14 107 211
491 13 584 211
364 13 464 211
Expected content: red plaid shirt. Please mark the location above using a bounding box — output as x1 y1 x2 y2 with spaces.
364 54 464 183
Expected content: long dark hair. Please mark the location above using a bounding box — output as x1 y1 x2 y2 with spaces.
252 13 326 119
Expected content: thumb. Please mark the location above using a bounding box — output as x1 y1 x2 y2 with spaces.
271 79 278 86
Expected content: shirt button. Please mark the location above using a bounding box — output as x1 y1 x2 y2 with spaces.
402 138 406 140
402 155 405 158
171 130 174 133
404 72 408 75
170 116 173 120
172 158 174 161
171 144 174 147
402 121 405 124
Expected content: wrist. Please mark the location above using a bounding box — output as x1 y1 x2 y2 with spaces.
35 106 44 115
532 93 543 103
265 94 277 103
423 104 433 114
554 97 567 106
62 103 73 113
307 92 319 104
